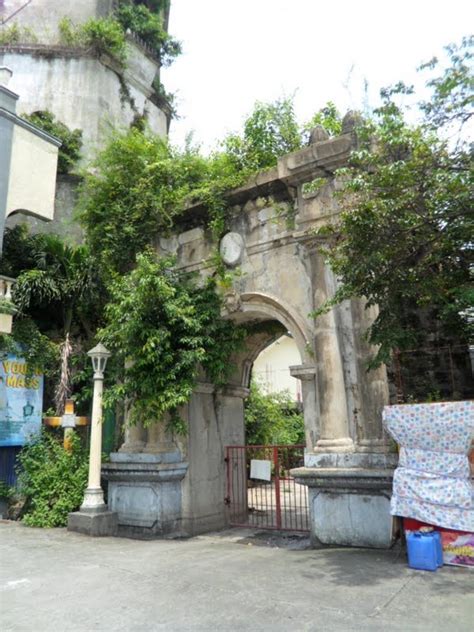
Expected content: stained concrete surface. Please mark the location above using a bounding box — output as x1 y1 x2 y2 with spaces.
0 521 473 632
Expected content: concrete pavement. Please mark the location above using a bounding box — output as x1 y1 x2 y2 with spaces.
0 521 473 631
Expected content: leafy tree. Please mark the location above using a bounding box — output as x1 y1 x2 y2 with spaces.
77 129 212 275
23 110 82 174
78 98 344 279
99 251 244 432
224 97 303 171
244 381 304 446
0 227 103 413
316 37 473 366
303 101 342 138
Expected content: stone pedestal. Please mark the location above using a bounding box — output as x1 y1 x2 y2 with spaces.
102 452 188 538
67 507 118 537
292 452 397 548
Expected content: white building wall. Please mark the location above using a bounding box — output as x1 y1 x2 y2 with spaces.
252 335 302 401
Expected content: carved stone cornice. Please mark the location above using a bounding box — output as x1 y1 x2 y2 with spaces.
289 364 317 381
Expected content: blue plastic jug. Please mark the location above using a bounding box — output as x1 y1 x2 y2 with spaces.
429 530 443 567
407 531 442 571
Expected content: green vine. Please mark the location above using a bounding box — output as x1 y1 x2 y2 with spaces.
0 298 17 315
23 111 82 174
99 251 245 432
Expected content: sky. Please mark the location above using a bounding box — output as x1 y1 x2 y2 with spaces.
161 0 472 150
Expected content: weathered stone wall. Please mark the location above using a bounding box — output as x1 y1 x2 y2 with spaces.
6 175 83 242
0 47 167 164
157 127 390 457
148 122 395 540
1 0 114 42
1 0 169 238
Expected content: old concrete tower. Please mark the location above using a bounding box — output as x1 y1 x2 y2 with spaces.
0 0 172 237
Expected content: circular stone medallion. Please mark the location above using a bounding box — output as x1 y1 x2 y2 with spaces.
219 232 244 267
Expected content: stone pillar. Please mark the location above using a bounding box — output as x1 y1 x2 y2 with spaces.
118 359 146 453
103 409 187 537
180 382 248 535
349 299 391 451
289 364 318 449
144 420 177 454
119 420 146 453
291 237 396 548
310 247 354 453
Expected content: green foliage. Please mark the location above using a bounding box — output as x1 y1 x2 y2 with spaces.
16 431 88 528
58 16 127 64
0 226 103 411
100 251 244 431
78 129 206 274
224 97 303 171
58 4 180 67
151 77 178 118
23 111 82 174
82 16 128 62
79 96 340 280
0 23 37 45
315 37 473 365
0 297 17 315
116 2 181 65
419 35 473 131
78 128 247 275
138 0 170 12
0 481 14 500
0 317 59 378
244 381 305 446
303 101 342 138
7 230 103 338
0 23 21 45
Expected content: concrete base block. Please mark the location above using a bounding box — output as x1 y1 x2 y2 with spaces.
67 509 118 537
292 463 395 549
311 490 393 548
102 454 188 538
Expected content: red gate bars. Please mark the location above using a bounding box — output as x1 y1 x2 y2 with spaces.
225 444 309 532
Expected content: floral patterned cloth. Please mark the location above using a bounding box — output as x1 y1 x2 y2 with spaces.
383 401 474 532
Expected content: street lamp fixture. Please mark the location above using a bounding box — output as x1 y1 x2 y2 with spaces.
88 342 111 378
68 342 117 536
80 343 111 511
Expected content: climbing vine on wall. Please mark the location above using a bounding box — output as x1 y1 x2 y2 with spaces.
23 111 83 174
99 251 245 432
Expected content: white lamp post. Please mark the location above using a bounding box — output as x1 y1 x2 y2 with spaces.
80 343 111 511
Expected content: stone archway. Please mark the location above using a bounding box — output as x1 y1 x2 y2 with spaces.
105 119 398 546
222 292 318 451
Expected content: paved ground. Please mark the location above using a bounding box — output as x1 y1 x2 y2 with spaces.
0 521 473 632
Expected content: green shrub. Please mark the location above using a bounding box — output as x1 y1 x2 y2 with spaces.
0 481 13 501
0 24 37 46
58 16 127 65
116 2 181 65
245 381 305 446
23 110 82 174
0 24 21 45
16 431 88 528
81 17 127 63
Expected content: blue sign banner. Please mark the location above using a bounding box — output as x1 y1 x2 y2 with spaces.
0 354 44 447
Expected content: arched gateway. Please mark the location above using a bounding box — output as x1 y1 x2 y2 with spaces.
103 115 398 548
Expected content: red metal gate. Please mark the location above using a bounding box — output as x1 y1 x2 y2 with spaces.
225 445 309 532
